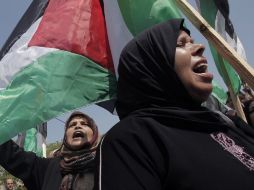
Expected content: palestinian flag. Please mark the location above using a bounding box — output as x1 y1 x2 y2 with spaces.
195 0 246 94
0 0 116 143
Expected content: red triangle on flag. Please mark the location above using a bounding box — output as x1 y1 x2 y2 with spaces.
29 0 114 72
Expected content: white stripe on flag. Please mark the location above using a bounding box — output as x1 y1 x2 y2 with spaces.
0 18 57 89
215 10 247 61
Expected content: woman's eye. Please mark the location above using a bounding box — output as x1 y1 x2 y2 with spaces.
81 121 89 126
68 122 77 127
176 42 184 47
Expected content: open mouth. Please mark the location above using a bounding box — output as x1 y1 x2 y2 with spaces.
73 131 85 139
193 63 208 74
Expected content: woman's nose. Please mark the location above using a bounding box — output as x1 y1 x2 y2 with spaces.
74 124 82 129
191 43 205 56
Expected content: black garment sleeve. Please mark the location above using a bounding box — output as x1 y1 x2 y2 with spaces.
0 140 50 190
96 117 167 190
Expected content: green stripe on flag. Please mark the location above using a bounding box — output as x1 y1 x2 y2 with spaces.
0 50 116 143
210 46 241 94
212 80 228 104
117 0 182 36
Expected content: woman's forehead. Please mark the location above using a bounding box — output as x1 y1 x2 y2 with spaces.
177 30 194 42
178 30 192 40
69 116 88 123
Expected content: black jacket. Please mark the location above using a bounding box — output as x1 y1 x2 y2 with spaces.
0 140 94 190
0 140 62 190
97 113 254 190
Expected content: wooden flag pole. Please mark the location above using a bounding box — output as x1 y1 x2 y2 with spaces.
176 0 249 121
228 87 247 121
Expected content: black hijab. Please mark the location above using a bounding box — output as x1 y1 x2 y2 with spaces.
115 18 254 138
116 19 196 119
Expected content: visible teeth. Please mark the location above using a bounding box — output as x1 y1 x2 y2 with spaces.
193 63 207 73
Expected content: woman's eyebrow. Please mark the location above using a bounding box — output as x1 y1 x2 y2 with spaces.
81 121 89 125
69 121 77 126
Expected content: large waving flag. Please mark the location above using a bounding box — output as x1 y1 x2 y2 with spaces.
0 0 116 143
195 0 246 94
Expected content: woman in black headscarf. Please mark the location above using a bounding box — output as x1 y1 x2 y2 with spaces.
96 19 254 190
0 111 99 190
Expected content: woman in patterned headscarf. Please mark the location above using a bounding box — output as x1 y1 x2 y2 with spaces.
0 111 99 190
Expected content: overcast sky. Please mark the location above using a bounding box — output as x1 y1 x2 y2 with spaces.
0 0 253 142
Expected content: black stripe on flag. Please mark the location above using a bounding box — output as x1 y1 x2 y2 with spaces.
214 0 235 39
0 0 49 60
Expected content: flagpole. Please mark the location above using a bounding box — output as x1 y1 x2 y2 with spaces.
176 0 248 121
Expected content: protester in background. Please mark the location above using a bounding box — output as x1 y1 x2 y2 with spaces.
0 111 100 190
240 84 254 126
243 98 254 127
95 19 254 190
2 178 16 190
243 83 254 98
226 84 254 127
